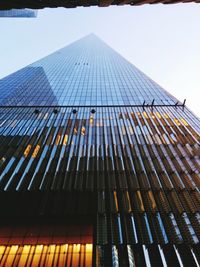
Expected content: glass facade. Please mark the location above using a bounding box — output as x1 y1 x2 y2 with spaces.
0 35 199 266
0 34 176 106
0 9 38 18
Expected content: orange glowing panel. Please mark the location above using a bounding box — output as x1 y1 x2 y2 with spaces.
59 244 68 266
0 244 93 267
46 245 56 266
66 244 73 267
0 245 5 254
5 245 18 267
54 245 60 266
0 246 6 262
31 245 43 266
72 244 80 267
85 244 93 267
80 245 85 267
17 245 30 266
39 245 48 266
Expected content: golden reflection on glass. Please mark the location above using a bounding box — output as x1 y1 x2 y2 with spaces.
113 191 119 212
174 118 181 126
180 118 188 126
73 128 78 135
164 113 169 119
148 191 157 211
143 112 148 119
56 134 61 145
24 144 32 158
89 116 94 126
81 126 86 136
156 112 162 119
32 145 40 158
136 191 145 212
63 134 68 145
126 191 132 213
129 125 134 135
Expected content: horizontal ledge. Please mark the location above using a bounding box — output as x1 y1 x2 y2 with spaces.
0 104 185 108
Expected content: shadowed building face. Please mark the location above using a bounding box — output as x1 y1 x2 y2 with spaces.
0 0 198 9
0 35 199 266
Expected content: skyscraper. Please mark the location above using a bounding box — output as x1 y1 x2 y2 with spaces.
0 34 199 266
0 9 38 17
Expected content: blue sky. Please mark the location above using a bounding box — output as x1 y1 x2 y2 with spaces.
0 4 200 116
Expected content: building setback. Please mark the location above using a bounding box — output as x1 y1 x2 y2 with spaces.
0 9 38 17
0 34 199 266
